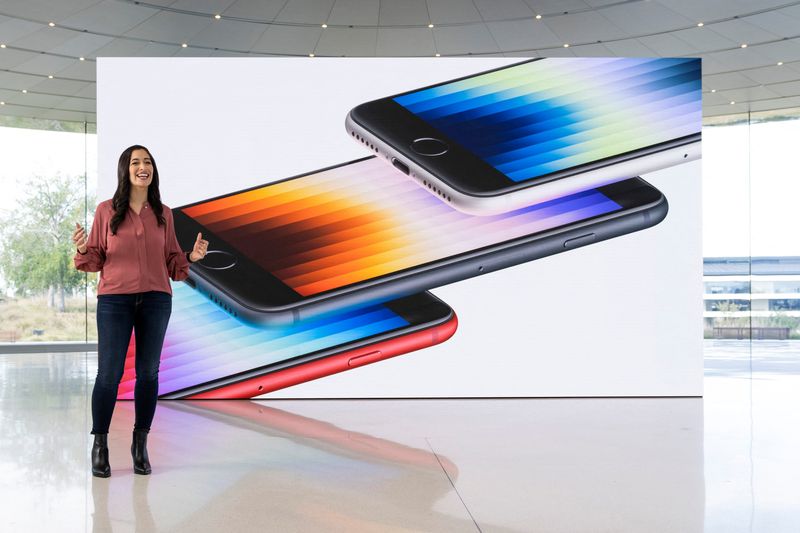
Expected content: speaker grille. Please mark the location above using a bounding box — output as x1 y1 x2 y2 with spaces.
351 130 378 153
421 179 451 202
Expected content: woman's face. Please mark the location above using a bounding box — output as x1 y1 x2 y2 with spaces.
129 148 154 189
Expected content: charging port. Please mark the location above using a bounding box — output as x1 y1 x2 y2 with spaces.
391 158 410 175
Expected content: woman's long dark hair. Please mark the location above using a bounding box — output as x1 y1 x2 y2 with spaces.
110 145 165 235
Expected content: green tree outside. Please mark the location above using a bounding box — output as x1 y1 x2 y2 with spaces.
0 174 95 312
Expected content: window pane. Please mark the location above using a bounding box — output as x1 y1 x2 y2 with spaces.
0 124 96 343
703 117 750 339
703 110 800 345
750 110 800 345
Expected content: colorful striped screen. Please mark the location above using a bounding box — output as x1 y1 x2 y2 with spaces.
181 157 621 297
393 57 702 182
117 283 409 398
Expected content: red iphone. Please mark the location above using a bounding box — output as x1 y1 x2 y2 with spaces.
118 282 456 400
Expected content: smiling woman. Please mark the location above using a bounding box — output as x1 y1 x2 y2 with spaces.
72 144 209 479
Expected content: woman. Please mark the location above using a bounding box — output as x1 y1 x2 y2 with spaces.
73 145 208 477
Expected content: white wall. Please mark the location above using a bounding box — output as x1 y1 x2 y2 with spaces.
98 57 702 397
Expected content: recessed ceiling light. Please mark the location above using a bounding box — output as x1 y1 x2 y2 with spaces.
777 61 784 66
214 14 221 20
697 22 704 27
435 53 441 57
711 89 716 93
181 43 188 48
428 24 434 28
535 14 542 20
730 101 736 105
0 44 6 48
48 75 53 79
48 22 55 27
563 43 570 48
741 43 747 48
309 53 315 57
0 101 5 105
22 89 27 93
321 23 327 28
79 56 85 61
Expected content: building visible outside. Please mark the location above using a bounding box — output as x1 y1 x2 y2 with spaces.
704 257 800 340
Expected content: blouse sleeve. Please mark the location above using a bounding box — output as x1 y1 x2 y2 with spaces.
74 204 107 272
165 207 190 281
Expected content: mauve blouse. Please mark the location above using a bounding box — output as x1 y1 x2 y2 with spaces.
74 199 190 295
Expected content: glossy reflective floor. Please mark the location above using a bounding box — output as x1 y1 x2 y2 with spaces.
0 342 798 532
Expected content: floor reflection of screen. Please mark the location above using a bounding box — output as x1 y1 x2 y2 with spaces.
97 401 472 531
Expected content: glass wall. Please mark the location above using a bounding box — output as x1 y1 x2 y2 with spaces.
703 108 800 351
702 109 800 529
0 119 97 343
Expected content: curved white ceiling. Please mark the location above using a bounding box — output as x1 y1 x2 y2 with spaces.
1 0 800 123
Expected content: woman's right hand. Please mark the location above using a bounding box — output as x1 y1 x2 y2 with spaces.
73 223 88 254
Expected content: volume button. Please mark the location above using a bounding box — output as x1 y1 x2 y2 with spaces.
347 351 383 368
563 233 596 248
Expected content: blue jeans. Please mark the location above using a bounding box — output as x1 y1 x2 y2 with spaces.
91 291 172 434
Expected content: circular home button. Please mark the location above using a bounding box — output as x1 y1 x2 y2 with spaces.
197 250 237 270
411 137 448 156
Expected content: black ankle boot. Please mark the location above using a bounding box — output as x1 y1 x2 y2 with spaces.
91 434 111 478
131 430 152 475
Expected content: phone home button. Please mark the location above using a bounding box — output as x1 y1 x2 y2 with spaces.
196 250 237 270
411 137 448 156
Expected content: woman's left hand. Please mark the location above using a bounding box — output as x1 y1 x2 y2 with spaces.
189 232 209 263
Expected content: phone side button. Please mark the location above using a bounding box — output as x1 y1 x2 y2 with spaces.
348 351 383 368
563 233 596 248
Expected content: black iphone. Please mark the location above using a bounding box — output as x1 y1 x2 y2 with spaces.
173 156 667 325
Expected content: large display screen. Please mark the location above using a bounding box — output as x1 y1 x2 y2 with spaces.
393 57 701 183
181 157 621 296
118 283 409 397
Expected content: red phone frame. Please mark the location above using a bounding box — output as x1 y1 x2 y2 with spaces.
120 312 457 400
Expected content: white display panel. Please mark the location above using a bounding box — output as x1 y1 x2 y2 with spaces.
97 57 702 397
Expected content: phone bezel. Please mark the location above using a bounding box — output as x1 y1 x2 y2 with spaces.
154 289 454 398
349 57 701 197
